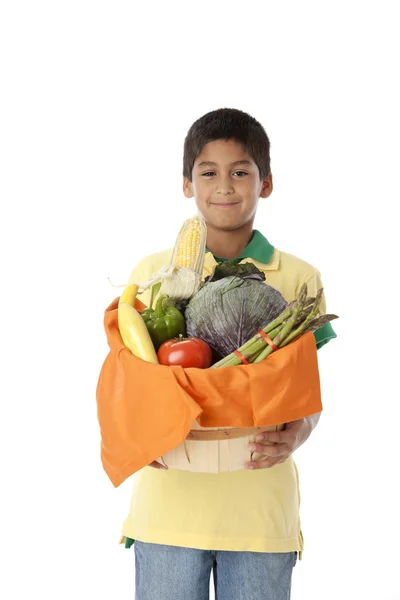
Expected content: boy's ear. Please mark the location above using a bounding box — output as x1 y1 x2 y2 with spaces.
260 172 273 198
183 177 194 199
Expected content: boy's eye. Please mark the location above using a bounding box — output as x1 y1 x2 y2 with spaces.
201 171 248 177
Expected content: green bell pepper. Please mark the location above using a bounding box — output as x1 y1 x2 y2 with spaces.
142 294 186 350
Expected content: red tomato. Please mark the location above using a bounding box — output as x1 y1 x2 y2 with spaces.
157 337 212 369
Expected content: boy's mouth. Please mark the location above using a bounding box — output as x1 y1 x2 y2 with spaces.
210 202 240 208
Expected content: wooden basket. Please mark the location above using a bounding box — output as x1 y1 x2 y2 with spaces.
156 421 285 473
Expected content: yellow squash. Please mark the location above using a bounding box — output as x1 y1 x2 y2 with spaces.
118 283 158 364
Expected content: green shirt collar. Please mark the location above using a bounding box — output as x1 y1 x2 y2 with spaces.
206 230 275 265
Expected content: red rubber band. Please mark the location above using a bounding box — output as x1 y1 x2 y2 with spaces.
257 330 278 351
233 350 249 365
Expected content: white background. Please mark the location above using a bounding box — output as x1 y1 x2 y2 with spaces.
1 1 399 599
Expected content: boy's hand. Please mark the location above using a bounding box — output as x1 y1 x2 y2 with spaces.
244 414 321 470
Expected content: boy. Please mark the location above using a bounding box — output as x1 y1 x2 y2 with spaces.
121 108 336 599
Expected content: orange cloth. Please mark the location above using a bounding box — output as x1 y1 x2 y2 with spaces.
96 298 322 487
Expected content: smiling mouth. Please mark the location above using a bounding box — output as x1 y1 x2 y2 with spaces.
211 202 240 207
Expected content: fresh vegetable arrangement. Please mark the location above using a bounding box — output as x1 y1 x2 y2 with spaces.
98 214 338 482
117 215 338 369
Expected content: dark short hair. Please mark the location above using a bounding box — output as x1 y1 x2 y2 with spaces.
183 108 271 182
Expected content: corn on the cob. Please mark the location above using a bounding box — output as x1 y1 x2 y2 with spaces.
110 216 207 304
118 283 159 363
171 216 206 272
159 215 207 301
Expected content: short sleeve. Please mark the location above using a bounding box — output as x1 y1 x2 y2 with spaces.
125 248 173 309
303 270 337 350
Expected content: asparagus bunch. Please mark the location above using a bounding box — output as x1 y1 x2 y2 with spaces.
211 284 338 368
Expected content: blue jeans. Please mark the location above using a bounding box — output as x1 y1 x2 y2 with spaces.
134 541 297 600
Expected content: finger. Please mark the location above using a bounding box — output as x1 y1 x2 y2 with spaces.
256 431 285 444
249 442 287 458
245 456 287 470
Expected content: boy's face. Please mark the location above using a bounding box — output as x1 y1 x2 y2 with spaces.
183 139 273 232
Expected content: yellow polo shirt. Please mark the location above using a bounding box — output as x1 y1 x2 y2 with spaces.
119 232 335 556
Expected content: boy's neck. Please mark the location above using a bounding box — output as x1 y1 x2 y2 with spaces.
206 222 254 260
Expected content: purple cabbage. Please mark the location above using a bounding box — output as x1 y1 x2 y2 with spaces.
184 262 288 359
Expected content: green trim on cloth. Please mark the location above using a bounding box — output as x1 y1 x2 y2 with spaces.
206 230 275 265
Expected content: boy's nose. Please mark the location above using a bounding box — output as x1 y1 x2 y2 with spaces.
215 174 235 195
216 187 235 195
